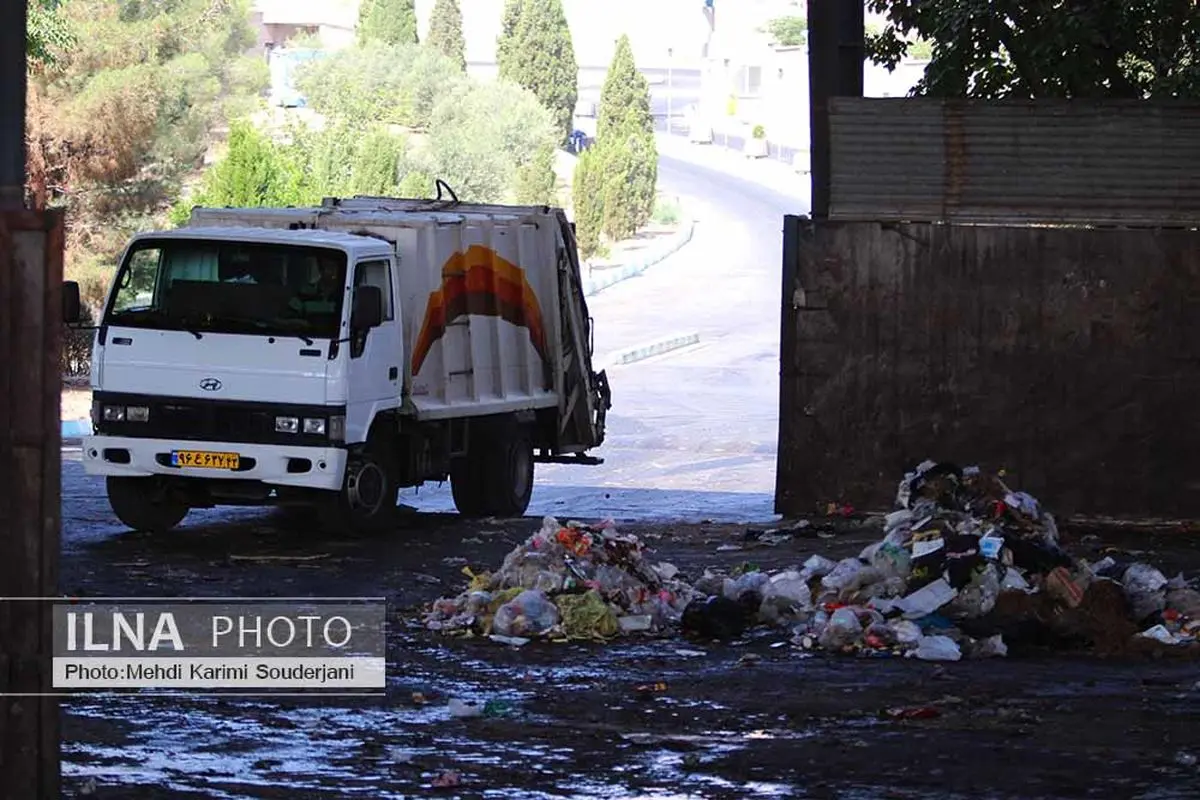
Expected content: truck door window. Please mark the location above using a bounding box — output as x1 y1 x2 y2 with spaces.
354 260 394 321
111 248 164 313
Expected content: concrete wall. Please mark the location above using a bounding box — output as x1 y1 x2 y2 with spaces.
777 219 1200 517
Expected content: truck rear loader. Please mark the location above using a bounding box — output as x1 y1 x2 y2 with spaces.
66 193 612 533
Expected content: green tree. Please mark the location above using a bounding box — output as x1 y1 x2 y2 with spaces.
597 34 652 142
26 0 266 286
503 0 578 144
28 0 75 68
425 79 560 203
571 146 606 260
762 16 806 47
357 0 418 47
866 0 1200 98
514 142 557 205
426 0 467 72
179 121 305 212
295 42 467 129
496 0 525 78
593 34 657 234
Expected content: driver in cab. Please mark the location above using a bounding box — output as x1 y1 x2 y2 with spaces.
289 256 342 315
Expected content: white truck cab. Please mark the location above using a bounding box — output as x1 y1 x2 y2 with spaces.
69 197 610 533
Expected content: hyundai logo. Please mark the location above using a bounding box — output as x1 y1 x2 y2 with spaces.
199 378 223 392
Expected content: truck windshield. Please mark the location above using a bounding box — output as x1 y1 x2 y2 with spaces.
102 238 347 340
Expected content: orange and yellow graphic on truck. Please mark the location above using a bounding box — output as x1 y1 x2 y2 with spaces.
411 245 550 376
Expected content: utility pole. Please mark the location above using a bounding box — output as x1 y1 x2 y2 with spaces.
0 0 64 796
807 0 865 219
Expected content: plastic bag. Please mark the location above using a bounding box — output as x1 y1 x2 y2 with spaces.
898 577 958 619
818 607 863 649
909 634 962 662
492 589 560 638
945 564 1001 618
968 634 1008 658
889 619 923 646
555 590 619 639
761 570 812 607
1122 563 1169 621
723 571 770 602
801 554 838 580
821 559 867 593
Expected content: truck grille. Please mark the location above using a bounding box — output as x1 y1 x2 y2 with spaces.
92 392 344 447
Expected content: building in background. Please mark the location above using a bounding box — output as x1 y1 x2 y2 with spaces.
250 0 360 54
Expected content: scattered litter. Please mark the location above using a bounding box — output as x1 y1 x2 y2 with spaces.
488 635 530 647
1176 752 1198 767
447 699 482 718
423 463 1199 659
635 681 668 697
425 517 698 641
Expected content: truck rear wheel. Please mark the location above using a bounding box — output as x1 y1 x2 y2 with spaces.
106 476 189 533
450 420 534 518
449 456 487 517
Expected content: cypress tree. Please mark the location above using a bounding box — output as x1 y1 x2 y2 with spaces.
505 0 578 145
496 0 525 80
595 34 658 233
426 0 467 72
357 0 418 47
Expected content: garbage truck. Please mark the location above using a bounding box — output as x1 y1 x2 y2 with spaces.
67 189 612 533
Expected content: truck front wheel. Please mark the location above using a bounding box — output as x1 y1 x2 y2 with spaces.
334 438 400 534
106 476 189 533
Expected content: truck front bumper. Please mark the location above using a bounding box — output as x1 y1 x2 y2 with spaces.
80 435 347 492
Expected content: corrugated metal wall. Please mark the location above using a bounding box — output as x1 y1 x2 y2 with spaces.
828 98 1200 226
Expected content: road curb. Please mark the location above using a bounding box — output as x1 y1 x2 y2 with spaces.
582 216 695 297
602 332 701 368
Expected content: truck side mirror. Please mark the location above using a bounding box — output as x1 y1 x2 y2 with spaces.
63 281 82 325
351 285 383 330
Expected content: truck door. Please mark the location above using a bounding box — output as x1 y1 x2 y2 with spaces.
347 257 403 442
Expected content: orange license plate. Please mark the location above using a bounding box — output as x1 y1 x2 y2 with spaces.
171 450 240 470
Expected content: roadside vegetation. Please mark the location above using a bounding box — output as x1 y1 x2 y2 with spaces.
31 0 669 372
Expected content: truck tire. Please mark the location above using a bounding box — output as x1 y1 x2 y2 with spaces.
449 456 487 517
106 476 189 533
483 426 535 518
335 437 399 534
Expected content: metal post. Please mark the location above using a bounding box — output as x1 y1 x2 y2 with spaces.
807 0 864 219
0 0 27 208
0 208 65 798
0 3 64 797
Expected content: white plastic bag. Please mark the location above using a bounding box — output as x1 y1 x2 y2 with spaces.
818 607 863 649
909 634 962 662
1123 563 1169 621
492 589 560 637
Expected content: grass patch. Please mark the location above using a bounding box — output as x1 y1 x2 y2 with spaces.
652 195 682 225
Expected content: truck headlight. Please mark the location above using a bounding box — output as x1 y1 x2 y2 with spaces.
302 417 326 435
126 406 150 423
275 416 299 433
329 414 345 443
102 405 125 422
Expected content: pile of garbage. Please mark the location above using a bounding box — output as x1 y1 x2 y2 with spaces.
424 517 700 644
695 460 1200 660
425 461 1200 659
